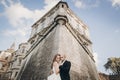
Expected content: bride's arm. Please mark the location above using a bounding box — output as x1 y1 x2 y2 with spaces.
53 62 60 75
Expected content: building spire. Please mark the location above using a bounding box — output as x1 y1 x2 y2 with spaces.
10 42 15 50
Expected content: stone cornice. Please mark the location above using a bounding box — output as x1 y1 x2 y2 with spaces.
31 1 68 28
54 15 68 24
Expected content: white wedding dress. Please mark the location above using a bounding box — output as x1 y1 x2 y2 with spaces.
47 67 61 80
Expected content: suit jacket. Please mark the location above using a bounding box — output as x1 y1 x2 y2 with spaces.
59 60 71 80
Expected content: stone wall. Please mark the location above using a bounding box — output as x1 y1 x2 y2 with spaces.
19 16 99 80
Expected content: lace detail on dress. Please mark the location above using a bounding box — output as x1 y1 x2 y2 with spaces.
47 67 61 80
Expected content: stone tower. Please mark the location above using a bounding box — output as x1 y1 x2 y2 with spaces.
19 1 99 80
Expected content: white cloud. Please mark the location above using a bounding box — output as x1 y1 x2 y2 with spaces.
111 0 120 7
45 0 59 5
74 0 84 8
0 0 46 27
0 0 8 8
115 29 120 33
0 13 2 16
72 0 99 9
0 0 60 48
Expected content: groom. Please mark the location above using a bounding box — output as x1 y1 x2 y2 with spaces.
59 54 71 80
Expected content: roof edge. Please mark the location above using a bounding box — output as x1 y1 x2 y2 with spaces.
31 1 69 28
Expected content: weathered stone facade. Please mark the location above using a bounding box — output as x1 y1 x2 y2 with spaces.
18 1 99 80
0 43 15 80
0 1 100 80
0 42 30 80
9 43 30 80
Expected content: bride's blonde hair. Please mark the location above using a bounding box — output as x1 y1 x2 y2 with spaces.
51 54 61 68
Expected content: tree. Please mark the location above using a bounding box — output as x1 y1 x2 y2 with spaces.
104 57 120 75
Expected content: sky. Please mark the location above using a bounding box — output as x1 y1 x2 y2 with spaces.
0 0 120 74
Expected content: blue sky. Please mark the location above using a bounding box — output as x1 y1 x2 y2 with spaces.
0 0 120 74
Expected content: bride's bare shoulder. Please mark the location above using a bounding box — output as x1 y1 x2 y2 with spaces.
53 61 58 66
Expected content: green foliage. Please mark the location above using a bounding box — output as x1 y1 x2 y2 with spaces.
104 57 120 75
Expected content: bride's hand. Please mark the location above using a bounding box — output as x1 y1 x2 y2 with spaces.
50 70 53 75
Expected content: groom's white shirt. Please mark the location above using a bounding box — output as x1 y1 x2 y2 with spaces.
61 60 66 65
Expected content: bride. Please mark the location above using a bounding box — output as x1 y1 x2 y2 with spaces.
47 54 61 80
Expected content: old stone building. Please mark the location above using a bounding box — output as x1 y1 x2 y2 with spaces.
18 1 99 80
9 42 30 80
0 1 101 80
0 43 15 80
0 42 30 80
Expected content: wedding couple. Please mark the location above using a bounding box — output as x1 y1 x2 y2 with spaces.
47 54 71 80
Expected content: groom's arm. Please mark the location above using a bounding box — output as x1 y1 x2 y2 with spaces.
59 61 71 72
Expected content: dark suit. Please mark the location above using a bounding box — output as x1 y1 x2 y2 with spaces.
59 60 71 80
